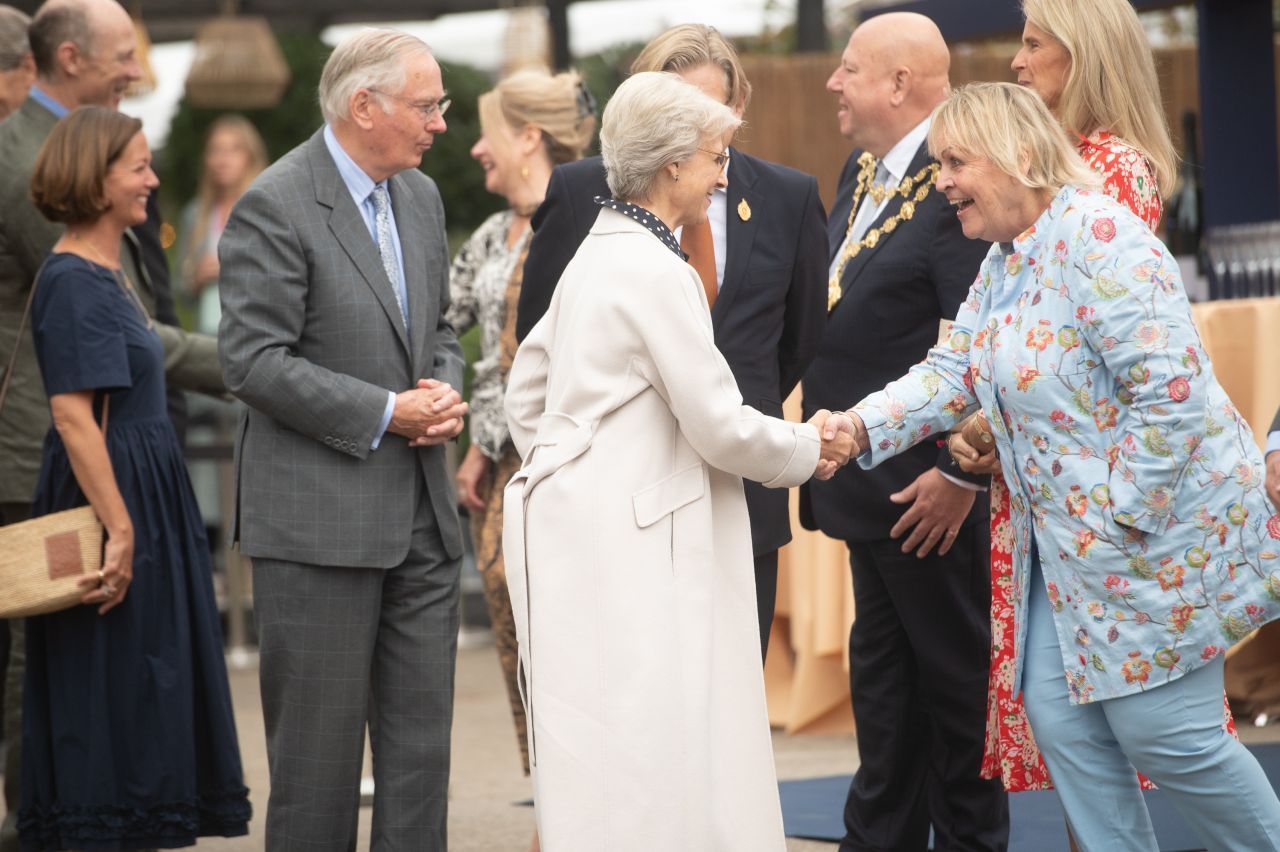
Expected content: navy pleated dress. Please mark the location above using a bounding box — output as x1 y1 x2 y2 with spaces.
19 253 251 850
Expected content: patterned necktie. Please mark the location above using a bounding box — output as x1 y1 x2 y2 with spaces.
369 183 408 329
680 217 718 310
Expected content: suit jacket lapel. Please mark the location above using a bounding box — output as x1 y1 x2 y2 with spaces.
828 153 860 263
716 149 760 322
308 133 411 359
391 173 433 374
831 141 933 313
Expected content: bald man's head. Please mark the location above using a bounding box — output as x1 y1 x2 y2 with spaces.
825 12 952 157
30 0 138 107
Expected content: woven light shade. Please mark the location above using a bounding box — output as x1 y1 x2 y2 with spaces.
124 16 156 98
502 5 551 77
184 15 290 109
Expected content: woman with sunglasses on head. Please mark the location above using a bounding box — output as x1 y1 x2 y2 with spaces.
944 0 1231 805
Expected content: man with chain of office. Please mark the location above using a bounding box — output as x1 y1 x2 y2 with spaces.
799 12 1009 851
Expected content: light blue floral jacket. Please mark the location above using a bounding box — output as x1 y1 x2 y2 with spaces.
853 186 1280 703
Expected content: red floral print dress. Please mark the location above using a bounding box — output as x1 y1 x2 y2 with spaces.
979 132 1236 791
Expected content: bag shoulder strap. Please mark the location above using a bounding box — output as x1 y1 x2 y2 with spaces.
0 256 110 438
0 258 50 420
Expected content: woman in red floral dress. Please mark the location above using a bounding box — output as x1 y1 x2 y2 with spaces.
946 0 1237 797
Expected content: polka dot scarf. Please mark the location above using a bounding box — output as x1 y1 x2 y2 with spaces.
594 196 687 261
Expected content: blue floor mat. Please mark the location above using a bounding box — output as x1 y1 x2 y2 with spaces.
779 742 1280 849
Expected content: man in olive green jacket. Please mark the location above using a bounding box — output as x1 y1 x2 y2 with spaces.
0 2 224 847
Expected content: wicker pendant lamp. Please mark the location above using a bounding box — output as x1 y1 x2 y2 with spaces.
184 0 290 109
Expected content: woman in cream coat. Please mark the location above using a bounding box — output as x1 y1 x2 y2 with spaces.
503 72 852 851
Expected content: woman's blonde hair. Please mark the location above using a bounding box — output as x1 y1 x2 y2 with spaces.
1022 0 1176 198
600 71 740 202
477 68 595 167
185 115 267 272
630 23 751 112
929 82 1100 195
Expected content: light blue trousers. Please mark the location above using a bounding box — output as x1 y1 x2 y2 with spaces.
1022 558 1280 852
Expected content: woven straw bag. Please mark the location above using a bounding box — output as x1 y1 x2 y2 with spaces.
0 506 104 617
0 262 106 618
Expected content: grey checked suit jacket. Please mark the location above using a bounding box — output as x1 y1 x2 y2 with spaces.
218 129 465 567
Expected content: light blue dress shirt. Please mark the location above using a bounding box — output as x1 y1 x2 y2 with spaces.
322 125 408 448
1267 431 1280 457
28 85 68 118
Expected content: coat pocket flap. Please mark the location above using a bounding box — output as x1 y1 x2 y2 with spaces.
632 463 705 528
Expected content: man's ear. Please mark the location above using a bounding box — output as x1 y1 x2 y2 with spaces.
889 67 912 107
349 89 380 130
55 39 84 79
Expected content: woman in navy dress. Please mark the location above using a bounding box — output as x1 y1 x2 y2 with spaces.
20 106 250 849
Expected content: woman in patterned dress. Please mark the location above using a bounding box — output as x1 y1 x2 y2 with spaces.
845 82 1280 852
444 67 593 834
949 0 1200 797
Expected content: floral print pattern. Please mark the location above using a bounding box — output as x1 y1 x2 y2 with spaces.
445 209 530 460
855 186 1280 712
1077 131 1163 233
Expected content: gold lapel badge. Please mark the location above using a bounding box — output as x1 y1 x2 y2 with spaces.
737 198 752 222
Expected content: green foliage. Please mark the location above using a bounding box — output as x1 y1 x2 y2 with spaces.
160 33 330 210
573 40 638 136
423 59 504 237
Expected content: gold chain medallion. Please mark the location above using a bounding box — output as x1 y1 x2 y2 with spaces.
827 156 940 310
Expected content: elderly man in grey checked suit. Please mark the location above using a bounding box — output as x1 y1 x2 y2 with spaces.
218 28 467 851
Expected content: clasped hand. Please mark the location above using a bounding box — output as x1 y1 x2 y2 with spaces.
807 409 866 480
388 378 468 446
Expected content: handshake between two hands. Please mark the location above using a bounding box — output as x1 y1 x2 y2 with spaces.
388 378 469 447
806 409 868 481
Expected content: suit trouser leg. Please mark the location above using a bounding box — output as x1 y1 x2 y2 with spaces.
0 501 31 852
253 494 459 852
754 550 779 664
368 503 460 851
1023 558 1280 851
840 527 1008 852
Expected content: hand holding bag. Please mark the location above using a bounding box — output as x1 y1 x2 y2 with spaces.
0 266 107 618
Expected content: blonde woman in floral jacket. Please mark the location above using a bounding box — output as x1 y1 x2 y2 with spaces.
843 83 1280 852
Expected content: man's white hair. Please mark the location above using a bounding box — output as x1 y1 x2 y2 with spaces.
318 28 434 124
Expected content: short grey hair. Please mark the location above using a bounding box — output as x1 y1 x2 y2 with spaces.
319 28 434 125
600 71 741 202
0 5 31 70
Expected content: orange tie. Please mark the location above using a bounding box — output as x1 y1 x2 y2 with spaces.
680 217 718 309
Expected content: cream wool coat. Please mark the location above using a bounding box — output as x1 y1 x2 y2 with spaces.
503 207 820 851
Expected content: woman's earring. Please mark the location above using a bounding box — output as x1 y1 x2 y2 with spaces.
521 164 530 179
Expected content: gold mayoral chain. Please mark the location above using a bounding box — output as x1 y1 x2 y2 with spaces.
827 152 940 310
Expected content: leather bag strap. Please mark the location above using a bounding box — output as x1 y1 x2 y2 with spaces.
0 258 109 437
0 259 47 421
